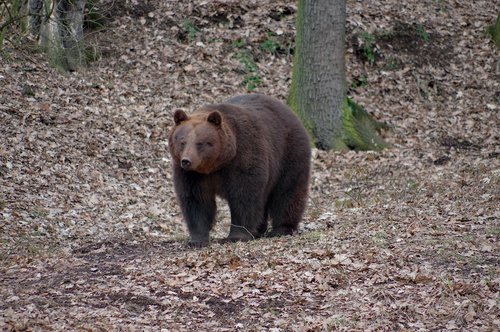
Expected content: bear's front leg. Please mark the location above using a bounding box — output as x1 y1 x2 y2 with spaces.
174 169 216 248
177 192 216 248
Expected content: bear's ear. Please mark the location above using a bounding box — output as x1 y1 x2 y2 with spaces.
207 111 222 127
173 109 188 125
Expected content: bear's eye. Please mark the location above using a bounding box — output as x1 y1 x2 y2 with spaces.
180 141 186 148
206 142 213 147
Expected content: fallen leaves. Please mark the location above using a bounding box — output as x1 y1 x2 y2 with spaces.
1 0 499 330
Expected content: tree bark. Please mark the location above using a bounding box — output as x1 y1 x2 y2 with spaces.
28 0 43 35
492 13 500 48
289 0 388 151
28 0 87 71
289 0 346 150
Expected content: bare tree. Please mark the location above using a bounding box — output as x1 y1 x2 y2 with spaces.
29 0 87 71
289 0 388 151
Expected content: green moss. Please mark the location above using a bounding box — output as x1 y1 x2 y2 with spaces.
290 96 389 152
290 88 389 152
339 98 390 151
487 13 500 48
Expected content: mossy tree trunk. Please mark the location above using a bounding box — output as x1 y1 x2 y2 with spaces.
289 0 346 150
289 0 388 151
491 13 500 48
28 0 87 71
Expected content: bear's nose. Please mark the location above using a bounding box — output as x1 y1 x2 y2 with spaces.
181 158 192 169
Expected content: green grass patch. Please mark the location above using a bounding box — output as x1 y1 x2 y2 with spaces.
359 32 376 65
260 32 281 55
232 38 246 49
416 24 430 42
233 48 261 91
242 74 262 91
234 50 258 72
385 57 401 70
350 74 368 90
182 20 199 42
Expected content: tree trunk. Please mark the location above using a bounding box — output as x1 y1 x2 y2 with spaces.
289 0 346 150
28 0 43 36
492 13 500 48
289 0 388 151
28 0 87 71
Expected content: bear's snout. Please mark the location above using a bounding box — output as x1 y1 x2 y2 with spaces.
181 158 192 169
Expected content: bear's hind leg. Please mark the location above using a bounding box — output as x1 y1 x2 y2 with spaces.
256 207 269 237
224 192 268 242
267 172 309 237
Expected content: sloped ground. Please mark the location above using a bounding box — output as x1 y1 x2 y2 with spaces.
0 0 498 330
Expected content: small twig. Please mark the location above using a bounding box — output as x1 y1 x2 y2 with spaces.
309 194 320 208
0 13 35 31
344 186 364 206
230 224 255 240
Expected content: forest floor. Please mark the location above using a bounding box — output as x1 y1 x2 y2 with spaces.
1 0 499 330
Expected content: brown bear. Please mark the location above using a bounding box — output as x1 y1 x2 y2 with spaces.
168 94 311 247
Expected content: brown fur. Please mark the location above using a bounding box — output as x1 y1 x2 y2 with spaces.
168 94 311 247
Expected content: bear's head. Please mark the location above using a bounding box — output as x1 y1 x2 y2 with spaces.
168 109 236 174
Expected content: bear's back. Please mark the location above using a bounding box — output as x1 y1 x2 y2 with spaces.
196 94 310 167
207 94 311 177
224 94 295 122
219 94 308 137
